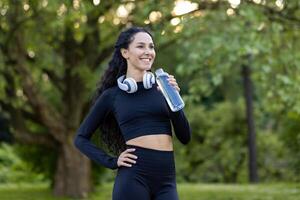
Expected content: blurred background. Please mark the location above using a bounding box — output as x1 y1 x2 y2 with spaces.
0 0 299 199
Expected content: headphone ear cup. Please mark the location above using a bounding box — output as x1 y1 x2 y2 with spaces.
143 72 155 89
123 77 138 93
117 75 129 91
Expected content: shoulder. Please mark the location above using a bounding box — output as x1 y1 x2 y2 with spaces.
103 86 118 96
92 86 119 110
97 86 119 101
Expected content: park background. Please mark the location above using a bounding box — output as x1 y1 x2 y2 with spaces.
0 0 299 199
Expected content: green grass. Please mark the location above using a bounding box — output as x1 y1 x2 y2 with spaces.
0 182 299 200
0 183 69 200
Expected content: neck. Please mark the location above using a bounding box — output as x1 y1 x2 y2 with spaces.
126 68 146 82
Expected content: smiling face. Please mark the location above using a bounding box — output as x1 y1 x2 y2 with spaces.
121 32 156 72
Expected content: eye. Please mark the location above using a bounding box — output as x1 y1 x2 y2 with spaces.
137 45 144 48
150 45 155 49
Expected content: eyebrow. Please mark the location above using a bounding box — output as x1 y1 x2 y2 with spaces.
136 42 154 45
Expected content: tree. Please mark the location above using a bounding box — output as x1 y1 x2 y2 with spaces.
242 58 258 182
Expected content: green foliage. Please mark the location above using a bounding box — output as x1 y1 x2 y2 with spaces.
174 99 294 183
175 100 247 183
14 144 57 184
0 143 45 183
256 130 293 182
278 113 300 181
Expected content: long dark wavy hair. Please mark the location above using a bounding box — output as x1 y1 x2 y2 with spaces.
93 27 153 155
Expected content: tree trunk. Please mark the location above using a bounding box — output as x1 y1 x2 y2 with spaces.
53 138 92 198
242 60 259 183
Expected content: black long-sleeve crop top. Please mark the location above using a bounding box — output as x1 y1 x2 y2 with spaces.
74 82 191 169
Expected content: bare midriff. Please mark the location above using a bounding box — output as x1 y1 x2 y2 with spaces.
126 134 173 151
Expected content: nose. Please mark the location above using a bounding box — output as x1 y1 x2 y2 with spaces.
144 47 152 55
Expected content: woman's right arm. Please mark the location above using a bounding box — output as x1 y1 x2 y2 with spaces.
74 90 118 169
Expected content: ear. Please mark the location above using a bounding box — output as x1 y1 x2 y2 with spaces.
120 48 129 59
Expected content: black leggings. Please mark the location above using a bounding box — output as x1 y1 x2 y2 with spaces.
112 145 179 200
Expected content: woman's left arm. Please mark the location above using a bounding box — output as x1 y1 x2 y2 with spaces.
169 109 191 144
167 75 191 144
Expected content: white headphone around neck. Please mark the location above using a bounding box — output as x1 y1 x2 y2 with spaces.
117 72 155 93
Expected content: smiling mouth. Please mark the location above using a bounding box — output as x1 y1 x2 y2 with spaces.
140 58 152 62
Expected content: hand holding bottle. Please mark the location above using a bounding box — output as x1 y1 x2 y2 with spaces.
157 74 181 92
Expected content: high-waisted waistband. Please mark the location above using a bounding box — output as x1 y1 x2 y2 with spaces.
125 144 176 175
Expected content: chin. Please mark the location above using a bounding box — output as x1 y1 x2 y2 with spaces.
139 65 152 71
145 65 152 71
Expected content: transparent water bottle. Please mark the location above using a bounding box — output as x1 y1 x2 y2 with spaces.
155 68 185 112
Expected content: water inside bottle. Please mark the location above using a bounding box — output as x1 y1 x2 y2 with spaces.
156 75 184 112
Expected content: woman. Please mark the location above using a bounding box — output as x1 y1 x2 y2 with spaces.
74 26 191 200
